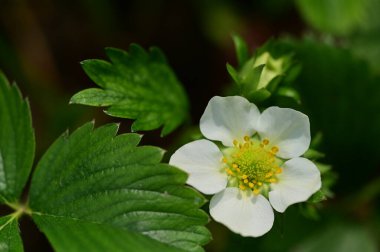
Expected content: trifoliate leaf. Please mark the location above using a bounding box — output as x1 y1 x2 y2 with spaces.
0 71 35 204
70 44 189 136
29 122 210 252
0 215 24 252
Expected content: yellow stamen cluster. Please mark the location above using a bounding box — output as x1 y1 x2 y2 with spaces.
223 136 282 195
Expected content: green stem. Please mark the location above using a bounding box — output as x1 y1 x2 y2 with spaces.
5 200 32 217
0 206 28 232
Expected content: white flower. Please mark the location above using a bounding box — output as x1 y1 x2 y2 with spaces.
170 96 321 237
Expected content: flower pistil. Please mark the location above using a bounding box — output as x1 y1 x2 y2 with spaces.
223 137 283 195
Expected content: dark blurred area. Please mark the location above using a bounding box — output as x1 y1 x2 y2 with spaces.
0 0 379 251
0 0 303 151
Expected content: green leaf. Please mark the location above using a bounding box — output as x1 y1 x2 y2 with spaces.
32 215 180 252
29 122 210 252
0 71 35 204
70 44 190 136
0 215 24 252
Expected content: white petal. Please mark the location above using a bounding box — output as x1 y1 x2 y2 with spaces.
269 157 321 213
210 187 274 237
169 139 227 195
256 106 311 159
200 96 260 146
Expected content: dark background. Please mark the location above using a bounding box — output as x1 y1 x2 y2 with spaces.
0 0 379 251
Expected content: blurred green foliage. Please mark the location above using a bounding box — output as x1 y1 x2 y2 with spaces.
296 0 368 35
273 37 380 192
296 0 380 73
296 223 378 252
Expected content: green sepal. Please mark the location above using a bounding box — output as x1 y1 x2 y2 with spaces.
303 149 326 161
276 86 301 104
247 88 272 103
226 63 240 86
227 38 299 104
240 63 265 94
232 34 249 67
266 75 283 93
308 190 327 203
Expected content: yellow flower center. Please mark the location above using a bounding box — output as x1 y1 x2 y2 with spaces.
222 136 283 195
